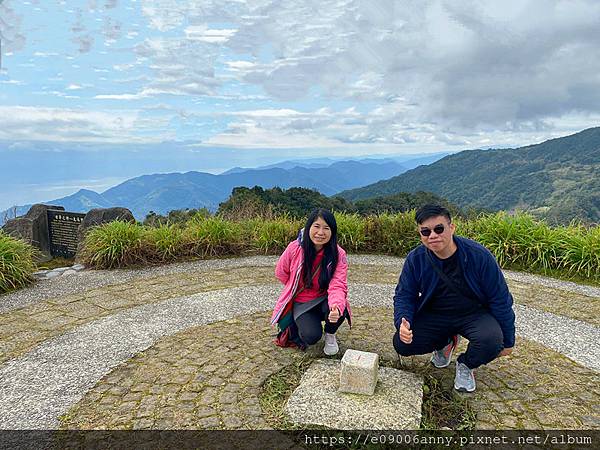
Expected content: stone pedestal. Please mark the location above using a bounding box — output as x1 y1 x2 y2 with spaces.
285 359 423 430
339 349 379 395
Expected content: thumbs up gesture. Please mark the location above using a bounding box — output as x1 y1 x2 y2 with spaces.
399 317 413 344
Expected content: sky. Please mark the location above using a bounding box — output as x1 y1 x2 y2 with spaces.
1 0 600 208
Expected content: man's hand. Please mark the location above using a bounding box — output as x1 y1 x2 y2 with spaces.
499 347 513 357
328 306 341 323
399 317 413 344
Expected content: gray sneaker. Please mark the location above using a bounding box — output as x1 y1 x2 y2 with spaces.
431 335 460 368
323 332 339 356
454 362 476 392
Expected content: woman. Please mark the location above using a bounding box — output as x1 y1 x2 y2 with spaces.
270 208 352 355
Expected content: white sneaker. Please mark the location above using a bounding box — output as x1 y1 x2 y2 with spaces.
323 332 339 356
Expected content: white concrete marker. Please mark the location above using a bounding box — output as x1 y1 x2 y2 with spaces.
339 349 379 395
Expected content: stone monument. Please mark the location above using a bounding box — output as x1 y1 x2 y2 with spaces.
1 205 135 261
2 204 64 261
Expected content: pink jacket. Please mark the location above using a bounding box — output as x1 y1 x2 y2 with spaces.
270 239 352 326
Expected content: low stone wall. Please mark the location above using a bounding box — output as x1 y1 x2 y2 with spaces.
2 204 64 261
2 204 134 261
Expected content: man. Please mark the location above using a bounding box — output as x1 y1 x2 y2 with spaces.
393 204 515 392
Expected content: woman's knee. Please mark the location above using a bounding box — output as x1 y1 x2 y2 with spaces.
299 327 322 346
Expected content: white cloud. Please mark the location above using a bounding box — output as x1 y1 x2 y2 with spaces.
136 0 600 133
184 26 237 43
226 108 303 118
0 106 166 143
4 0 600 149
95 93 144 100
33 52 60 57
226 60 256 71
203 120 343 149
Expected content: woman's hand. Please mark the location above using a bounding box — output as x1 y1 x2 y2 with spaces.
328 306 341 323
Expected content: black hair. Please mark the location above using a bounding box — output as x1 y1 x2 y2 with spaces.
415 204 452 224
301 208 338 290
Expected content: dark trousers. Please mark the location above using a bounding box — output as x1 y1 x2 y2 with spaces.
295 300 346 346
392 309 504 369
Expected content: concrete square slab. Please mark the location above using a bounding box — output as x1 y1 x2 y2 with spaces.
285 359 423 430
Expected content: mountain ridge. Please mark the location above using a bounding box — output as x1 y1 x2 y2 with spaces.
1 159 409 223
338 127 600 224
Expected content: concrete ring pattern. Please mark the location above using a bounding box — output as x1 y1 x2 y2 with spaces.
0 257 598 431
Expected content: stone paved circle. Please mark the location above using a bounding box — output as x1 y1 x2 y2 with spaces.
0 256 598 431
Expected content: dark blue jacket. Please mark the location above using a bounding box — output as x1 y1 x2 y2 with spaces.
394 236 516 348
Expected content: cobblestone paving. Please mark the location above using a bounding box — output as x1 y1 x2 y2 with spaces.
0 267 276 364
507 282 600 327
59 308 599 430
1 264 598 366
1 258 599 431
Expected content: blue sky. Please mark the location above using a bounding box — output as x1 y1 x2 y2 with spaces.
1 0 600 208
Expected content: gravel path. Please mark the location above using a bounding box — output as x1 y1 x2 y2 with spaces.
0 283 598 429
2 255 599 313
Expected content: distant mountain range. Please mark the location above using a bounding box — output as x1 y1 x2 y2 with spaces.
222 153 449 174
339 127 600 224
2 158 428 223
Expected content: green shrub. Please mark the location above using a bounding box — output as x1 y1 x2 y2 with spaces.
472 212 555 268
251 218 301 254
562 225 600 280
335 212 366 252
184 216 243 257
364 211 420 256
79 221 147 269
146 224 186 262
0 232 38 293
58 210 600 285
144 208 210 227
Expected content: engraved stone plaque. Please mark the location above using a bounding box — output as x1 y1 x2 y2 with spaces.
47 209 85 258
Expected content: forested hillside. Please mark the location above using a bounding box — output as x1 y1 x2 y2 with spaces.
339 128 600 224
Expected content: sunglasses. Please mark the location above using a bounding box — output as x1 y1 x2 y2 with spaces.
419 224 446 237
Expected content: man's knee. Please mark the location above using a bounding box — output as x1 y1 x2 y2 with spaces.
474 324 504 353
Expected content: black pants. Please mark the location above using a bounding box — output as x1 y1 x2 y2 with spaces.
392 309 504 369
295 300 346 346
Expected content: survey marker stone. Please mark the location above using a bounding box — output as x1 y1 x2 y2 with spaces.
339 349 379 395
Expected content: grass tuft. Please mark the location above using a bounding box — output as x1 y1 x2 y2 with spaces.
336 212 367 253
50 210 600 285
78 221 147 269
145 224 186 262
249 216 302 254
0 231 38 293
184 215 243 257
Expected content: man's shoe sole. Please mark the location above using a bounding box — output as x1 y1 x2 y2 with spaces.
454 384 476 393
